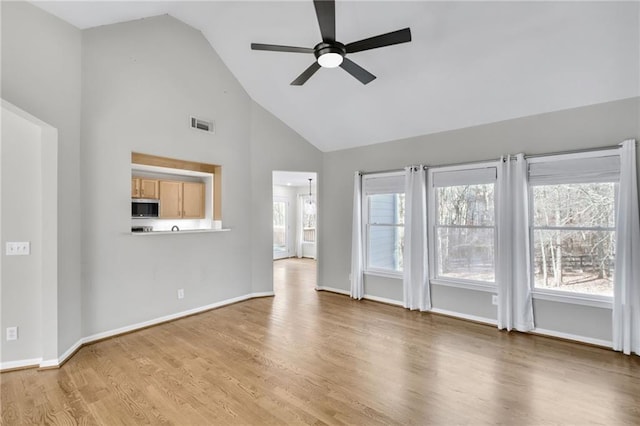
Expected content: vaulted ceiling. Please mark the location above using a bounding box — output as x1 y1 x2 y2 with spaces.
34 1 640 152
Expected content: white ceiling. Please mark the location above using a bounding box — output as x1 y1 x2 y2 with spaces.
33 1 640 152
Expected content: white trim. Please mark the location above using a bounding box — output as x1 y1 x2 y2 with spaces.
0 358 42 371
364 270 403 280
363 294 403 306
431 279 496 293
532 290 613 309
430 308 498 326
429 160 500 175
532 327 612 348
316 286 350 296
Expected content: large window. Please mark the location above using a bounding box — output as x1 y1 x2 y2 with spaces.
431 166 497 284
528 154 619 298
363 173 405 275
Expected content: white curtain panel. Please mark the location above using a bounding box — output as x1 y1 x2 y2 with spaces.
403 166 431 311
296 195 304 258
497 154 534 331
613 139 640 355
350 172 365 300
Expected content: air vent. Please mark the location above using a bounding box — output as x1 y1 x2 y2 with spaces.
190 116 214 133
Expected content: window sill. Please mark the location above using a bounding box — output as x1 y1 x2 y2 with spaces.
532 290 612 309
364 270 403 280
430 279 496 293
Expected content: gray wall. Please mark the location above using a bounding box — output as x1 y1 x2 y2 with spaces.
320 97 640 342
1 1 82 360
250 102 322 294
1 4 323 365
81 15 251 336
1 108 42 362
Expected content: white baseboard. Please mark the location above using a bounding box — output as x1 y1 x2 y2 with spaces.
430 307 498 326
1 292 275 372
316 286 350 295
363 294 403 306
532 327 612 348
0 357 42 371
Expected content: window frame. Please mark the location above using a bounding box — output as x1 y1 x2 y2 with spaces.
428 162 499 290
526 151 619 305
362 171 405 278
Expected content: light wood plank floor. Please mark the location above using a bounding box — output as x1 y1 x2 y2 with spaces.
2 258 640 425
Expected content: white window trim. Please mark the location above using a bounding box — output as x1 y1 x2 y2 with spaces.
527 149 619 303
532 289 613 309
430 278 496 293
428 161 499 286
365 269 403 280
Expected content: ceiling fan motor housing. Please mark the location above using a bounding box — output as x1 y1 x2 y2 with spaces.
314 41 346 60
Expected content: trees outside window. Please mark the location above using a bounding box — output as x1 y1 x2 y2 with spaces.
531 182 616 297
435 184 495 282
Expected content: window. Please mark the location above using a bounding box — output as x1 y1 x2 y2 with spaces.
528 154 619 298
431 166 497 284
302 195 317 243
363 173 405 275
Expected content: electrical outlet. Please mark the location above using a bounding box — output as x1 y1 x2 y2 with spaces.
5 242 30 256
492 295 498 305
6 327 18 341
177 289 184 300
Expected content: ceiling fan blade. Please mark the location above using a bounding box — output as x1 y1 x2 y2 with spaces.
251 43 314 54
345 27 412 54
339 58 376 85
313 0 335 42
291 62 322 86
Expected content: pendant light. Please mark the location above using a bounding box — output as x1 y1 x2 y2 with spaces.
305 178 316 215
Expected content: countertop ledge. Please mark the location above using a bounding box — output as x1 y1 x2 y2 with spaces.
130 229 230 235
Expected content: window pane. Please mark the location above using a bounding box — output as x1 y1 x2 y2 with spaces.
533 229 614 296
437 184 494 226
532 183 616 228
368 225 404 272
369 193 405 225
273 201 287 250
436 227 495 282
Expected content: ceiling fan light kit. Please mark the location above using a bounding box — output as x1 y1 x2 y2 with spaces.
251 0 411 86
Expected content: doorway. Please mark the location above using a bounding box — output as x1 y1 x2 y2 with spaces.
272 171 318 291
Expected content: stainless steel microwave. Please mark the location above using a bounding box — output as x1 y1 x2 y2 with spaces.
132 199 159 218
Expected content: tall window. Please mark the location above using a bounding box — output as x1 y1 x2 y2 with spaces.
528 154 619 297
363 173 405 275
431 166 497 284
302 195 316 243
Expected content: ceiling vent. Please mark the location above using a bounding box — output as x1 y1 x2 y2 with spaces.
190 116 214 133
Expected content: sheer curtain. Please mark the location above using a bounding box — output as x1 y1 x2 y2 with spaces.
497 154 534 331
403 166 431 311
350 172 364 299
613 139 640 355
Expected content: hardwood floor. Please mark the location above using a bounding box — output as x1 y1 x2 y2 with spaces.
2 257 640 425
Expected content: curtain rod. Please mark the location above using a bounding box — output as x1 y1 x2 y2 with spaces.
359 143 622 175
360 157 500 175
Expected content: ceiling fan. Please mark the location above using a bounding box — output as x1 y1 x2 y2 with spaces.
251 0 412 86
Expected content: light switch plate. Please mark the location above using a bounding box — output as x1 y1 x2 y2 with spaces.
6 242 30 256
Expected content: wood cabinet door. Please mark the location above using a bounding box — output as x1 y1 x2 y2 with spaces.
159 181 182 218
131 178 140 198
182 182 205 219
140 179 159 199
